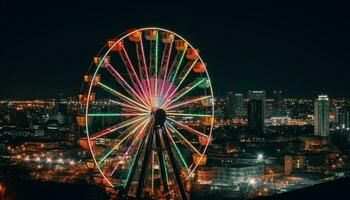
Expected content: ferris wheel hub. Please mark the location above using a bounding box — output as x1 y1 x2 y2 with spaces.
154 108 166 127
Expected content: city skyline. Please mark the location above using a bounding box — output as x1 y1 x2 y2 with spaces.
1 1 350 98
1 1 350 199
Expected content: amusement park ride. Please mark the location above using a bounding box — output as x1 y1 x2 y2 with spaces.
77 27 214 199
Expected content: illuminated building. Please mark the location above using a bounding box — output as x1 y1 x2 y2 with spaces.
284 155 305 175
248 99 264 135
334 107 350 129
234 93 246 118
314 95 330 137
272 90 285 117
225 91 235 119
196 163 264 190
284 151 337 175
248 90 266 118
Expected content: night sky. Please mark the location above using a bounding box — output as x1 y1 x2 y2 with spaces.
1 1 350 99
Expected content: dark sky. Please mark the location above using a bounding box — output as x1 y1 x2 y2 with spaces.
1 0 350 99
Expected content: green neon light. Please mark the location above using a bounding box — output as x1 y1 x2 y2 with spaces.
155 31 159 106
172 139 190 172
163 154 169 180
171 48 187 84
167 113 212 117
98 82 149 110
124 132 144 187
151 151 155 194
159 48 187 106
166 121 201 155
177 59 198 89
166 124 190 172
164 78 205 108
98 119 148 165
165 95 211 110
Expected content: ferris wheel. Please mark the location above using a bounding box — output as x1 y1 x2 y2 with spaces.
79 27 214 199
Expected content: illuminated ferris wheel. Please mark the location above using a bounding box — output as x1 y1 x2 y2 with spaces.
78 27 214 199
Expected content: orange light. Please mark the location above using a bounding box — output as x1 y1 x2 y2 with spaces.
175 40 188 51
107 40 123 52
128 29 142 42
186 48 199 60
193 62 206 73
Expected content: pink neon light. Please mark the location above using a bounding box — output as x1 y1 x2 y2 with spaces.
121 46 149 104
109 122 147 176
159 42 174 100
106 64 148 108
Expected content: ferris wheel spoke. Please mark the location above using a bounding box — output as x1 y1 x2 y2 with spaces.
165 121 202 156
164 125 190 172
161 78 206 109
109 119 149 176
153 31 159 106
124 119 155 189
105 63 151 108
89 116 148 140
158 39 174 106
135 36 152 106
98 81 150 111
109 99 148 113
162 59 198 104
164 96 211 111
166 112 212 117
119 44 150 107
167 117 208 138
97 117 150 165
160 48 187 106
88 113 148 117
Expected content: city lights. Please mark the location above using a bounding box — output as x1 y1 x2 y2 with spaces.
257 154 264 162
0 12 349 199
249 178 256 185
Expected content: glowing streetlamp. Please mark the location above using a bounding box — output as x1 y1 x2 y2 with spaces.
249 178 256 185
257 154 264 162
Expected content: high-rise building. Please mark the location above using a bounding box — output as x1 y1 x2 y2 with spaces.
235 93 244 109
272 90 285 117
248 99 264 135
335 107 350 129
248 90 266 101
225 91 235 119
248 90 266 119
314 95 330 137
234 93 246 117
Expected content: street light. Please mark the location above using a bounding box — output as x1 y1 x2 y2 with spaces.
257 154 264 162
249 178 256 185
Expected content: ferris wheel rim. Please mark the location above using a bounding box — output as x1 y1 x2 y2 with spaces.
84 27 215 187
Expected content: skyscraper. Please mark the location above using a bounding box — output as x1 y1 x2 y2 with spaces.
335 107 350 129
234 93 245 117
248 99 264 135
248 90 266 119
248 90 266 101
314 95 330 137
272 90 285 117
225 91 235 119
